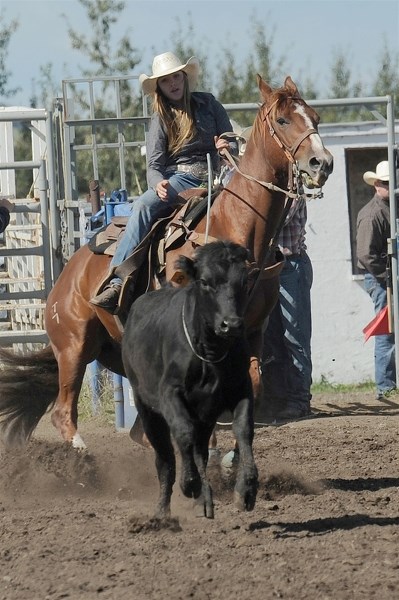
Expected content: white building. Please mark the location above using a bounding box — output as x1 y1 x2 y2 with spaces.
307 120 398 384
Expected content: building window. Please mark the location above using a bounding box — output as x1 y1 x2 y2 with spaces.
346 147 388 275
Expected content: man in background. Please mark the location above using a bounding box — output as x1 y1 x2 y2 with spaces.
261 196 313 420
356 160 395 399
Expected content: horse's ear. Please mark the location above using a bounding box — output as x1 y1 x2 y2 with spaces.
284 76 299 95
257 74 273 101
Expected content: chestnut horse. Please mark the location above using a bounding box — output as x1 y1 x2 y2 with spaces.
0 76 333 450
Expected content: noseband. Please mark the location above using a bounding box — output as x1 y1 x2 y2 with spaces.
262 98 318 165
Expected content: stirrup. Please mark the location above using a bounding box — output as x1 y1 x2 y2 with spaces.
90 283 121 313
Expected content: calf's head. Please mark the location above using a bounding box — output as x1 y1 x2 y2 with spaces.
174 241 249 338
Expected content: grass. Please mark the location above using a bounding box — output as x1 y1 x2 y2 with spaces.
79 370 116 424
311 377 375 394
77 372 396 424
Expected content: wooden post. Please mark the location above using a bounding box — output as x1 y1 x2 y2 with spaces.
88 179 101 214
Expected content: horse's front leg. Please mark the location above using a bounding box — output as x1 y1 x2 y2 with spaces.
51 357 88 450
231 396 258 512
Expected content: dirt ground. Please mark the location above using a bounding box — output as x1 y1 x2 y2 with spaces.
1 390 399 600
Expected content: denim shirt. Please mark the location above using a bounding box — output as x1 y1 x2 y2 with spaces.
146 92 237 189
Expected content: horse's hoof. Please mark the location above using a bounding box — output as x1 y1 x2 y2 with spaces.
221 449 239 470
72 432 87 450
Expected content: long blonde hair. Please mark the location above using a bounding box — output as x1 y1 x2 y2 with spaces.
153 73 196 156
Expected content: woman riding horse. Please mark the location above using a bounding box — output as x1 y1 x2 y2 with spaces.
0 74 333 451
91 51 238 314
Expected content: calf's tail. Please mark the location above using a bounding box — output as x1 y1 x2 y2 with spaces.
0 346 59 448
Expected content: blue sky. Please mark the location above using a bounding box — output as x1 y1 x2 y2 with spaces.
2 0 399 106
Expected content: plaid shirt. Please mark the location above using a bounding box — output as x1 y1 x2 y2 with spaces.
278 197 307 256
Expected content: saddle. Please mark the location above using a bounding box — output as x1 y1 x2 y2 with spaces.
88 188 220 315
88 186 285 319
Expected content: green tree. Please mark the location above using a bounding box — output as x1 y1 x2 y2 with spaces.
372 40 399 119
246 19 286 95
0 10 20 101
169 15 211 92
30 63 60 110
64 0 140 77
320 50 365 122
213 20 288 128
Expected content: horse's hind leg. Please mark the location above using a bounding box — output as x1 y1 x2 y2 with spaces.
51 356 88 449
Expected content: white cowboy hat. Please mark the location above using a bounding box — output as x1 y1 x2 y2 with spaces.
363 160 389 186
139 52 200 95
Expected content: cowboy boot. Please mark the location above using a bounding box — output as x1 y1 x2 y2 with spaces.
90 282 122 314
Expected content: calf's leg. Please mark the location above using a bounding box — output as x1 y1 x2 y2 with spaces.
192 426 215 518
232 397 258 511
138 404 176 518
163 391 203 501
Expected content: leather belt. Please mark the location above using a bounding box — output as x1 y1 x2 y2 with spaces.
166 162 209 180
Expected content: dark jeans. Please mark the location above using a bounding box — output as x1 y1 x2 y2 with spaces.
262 252 313 412
364 273 396 394
110 172 203 281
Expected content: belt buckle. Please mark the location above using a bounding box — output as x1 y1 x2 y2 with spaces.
191 162 208 180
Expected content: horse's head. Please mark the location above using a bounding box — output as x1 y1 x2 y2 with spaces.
257 75 333 188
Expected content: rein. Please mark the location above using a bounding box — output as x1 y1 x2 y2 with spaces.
221 147 300 200
220 97 322 312
182 300 229 364
220 97 323 202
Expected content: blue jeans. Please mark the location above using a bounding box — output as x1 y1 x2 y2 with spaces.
364 273 396 394
110 172 203 274
262 252 313 407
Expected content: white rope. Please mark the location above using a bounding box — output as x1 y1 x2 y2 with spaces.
205 152 213 243
182 300 228 364
220 140 323 201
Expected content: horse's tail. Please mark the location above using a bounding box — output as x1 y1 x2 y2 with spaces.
0 345 59 448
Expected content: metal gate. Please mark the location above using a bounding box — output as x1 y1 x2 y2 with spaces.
0 107 62 346
59 74 150 259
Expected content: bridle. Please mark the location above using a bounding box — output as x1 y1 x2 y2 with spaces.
220 96 324 310
220 97 323 201
262 98 318 166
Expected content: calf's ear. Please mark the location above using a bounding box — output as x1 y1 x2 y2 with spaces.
171 256 196 287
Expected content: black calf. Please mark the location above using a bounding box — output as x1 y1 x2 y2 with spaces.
121 240 258 518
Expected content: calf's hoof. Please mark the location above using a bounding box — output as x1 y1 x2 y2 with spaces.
234 478 258 511
193 495 214 519
180 473 202 499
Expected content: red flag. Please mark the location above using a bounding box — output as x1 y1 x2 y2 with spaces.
363 306 390 342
